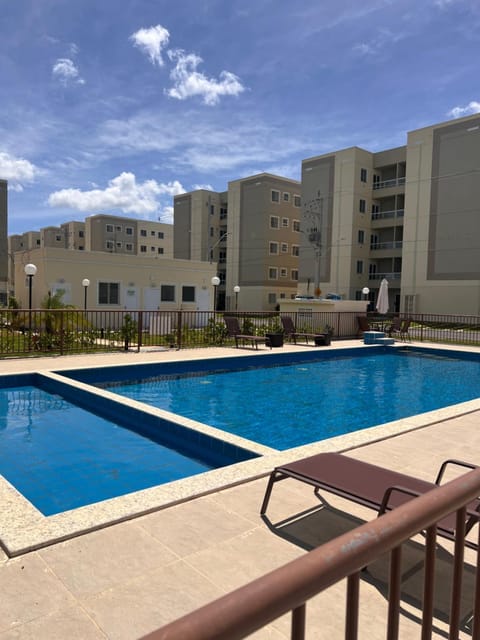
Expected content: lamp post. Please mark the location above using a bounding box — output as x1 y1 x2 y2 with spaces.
362 286 370 312
82 278 90 310
233 285 240 312
24 263 37 310
211 276 220 312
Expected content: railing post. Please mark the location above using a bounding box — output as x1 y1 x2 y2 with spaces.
60 310 64 355
137 311 143 352
177 311 182 350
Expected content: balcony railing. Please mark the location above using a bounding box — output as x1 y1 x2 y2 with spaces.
368 271 401 280
371 209 404 220
141 466 480 640
370 241 403 250
372 177 406 190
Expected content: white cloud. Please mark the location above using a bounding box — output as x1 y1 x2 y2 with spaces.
0 151 40 188
47 172 185 215
192 183 215 191
166 50 245 105
130 25 170 66
52 58 85 85
447 101 480 118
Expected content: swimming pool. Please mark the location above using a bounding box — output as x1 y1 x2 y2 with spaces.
0 374 258 516
67 346 480 450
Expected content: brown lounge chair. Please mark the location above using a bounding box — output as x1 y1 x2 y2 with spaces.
281 315 325 345
356 315 370 337
389 317 412 341
261 452 480 549
224 316 265 350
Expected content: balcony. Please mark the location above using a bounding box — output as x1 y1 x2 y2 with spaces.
371 209 404 221
370 241 403 251
373 177 406 190
368 271 401 281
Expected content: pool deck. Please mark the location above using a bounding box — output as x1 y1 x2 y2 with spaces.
1 340 479 639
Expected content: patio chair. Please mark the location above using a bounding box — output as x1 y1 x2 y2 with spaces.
260 452 480 550
356 315 371 337
224 316 265 350
389 317 412 341
280 315 324 345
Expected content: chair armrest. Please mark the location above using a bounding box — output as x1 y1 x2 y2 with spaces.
435 459 478 485
378 485 421 516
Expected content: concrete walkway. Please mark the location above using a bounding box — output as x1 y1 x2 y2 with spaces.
0 343 479 639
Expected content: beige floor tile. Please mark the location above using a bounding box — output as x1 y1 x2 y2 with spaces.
0 605 106 639
81 560 223 640
38 521 178 599
186 527 304 593
0 554 76 633
137 495 255 557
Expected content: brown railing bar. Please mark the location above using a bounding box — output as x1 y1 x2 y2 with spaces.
472 526 480 640
291 604 306 640
141 468 480 640
449 506 466 639
387 546 402 640
345 572 360 639
421 525 437 640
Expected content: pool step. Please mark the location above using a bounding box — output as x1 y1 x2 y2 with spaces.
363 331 394 346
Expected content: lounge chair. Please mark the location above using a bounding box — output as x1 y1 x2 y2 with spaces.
280 316 325 345
356 315 371 337
389 317 412 341
224 316 265 350
261 452 480 549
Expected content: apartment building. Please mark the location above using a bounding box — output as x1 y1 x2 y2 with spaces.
300 113 480 315
174 173 302 311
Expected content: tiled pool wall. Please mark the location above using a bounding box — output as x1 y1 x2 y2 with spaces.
1 371 260 469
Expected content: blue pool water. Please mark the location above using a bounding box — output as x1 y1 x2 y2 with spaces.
103 350 480 450
0 384 254 516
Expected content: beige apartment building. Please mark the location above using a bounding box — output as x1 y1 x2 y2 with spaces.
300 113 480 315
174 173 302 311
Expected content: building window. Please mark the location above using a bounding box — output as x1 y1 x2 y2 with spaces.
210 226 214 237
182 286 195 302
79 230 84 238
293 220 300 232
282 217 289 228
283 192 290 202
360 168 368 183
269 241 279 254
356 260 363 274
116 242 122 249
106 224 114 233
115 225 122 232
280 267 288 278
291 269 299 281
268 293 277 304
359 199 366 213
140 245 147 252
293 195 301 207
281 242 288 253
151 230 155 236
292 245 299 257
358 230 365 244
218 250 226 263
55 235 62 242
151 246 155 252
268 267 278 279
210 204 215 215
220 207 228 219
140 229 147 237
157 231 164 239
161 285 175 302
106 240 114 251
270 216 279 229
158 247 164 254
126 227 133 235
36 239 40 245
271 190 280 203
98 282 119 305
79 246 84 250
126 243 133 251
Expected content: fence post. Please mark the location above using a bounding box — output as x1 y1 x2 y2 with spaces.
177 311 182 350
137 311 143 352
60 310 64 355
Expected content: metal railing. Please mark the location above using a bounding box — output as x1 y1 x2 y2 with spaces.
371 209 405 221
0 309 478 357
370 241 403 250
373 177 406 190
141 467 480 640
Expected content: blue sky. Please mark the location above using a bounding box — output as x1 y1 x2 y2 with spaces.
1 0 479 234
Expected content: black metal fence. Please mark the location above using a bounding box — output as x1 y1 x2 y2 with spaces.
0 308 478 358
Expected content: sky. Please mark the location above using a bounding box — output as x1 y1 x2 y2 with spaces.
1 0 479 235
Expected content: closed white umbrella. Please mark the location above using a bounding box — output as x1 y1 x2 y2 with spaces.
376 278 389 315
